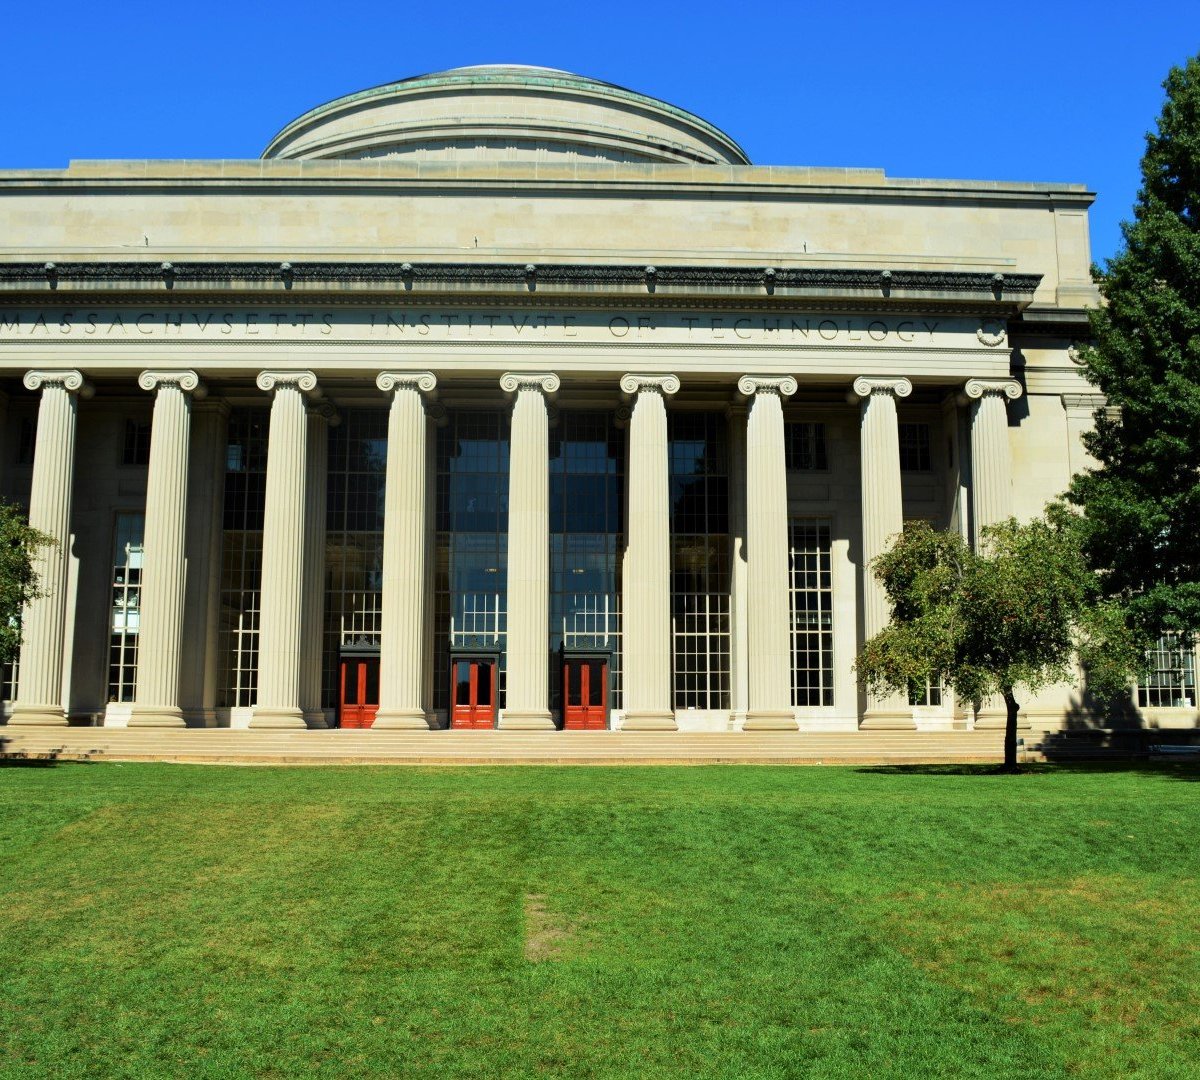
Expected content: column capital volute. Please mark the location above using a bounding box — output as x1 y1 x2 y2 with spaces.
961 378 1023 404
308 400 342 428
23 369 93 398
500 371 559 398
619 373 680 400
138 369 207 398
737 375 797 399
376 371 438 397
256 370 320 397
850 376 912 403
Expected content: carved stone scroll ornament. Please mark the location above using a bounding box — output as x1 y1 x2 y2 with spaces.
23 369 93 398
137 369 206 397
255 370 320 395
376 371 438 396
499 372 561 396
619 373 681 398
976 320 1008 347
963 378 1023 401
737 375 798 399
850 376 913 401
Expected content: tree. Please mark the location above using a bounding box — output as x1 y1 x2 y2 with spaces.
855 519 1142 771
1068 54 1200 641
0 501 53 666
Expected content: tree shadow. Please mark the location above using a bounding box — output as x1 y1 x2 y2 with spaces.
857 760 1200 782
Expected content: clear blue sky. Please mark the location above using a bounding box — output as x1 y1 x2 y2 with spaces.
2 0 1192 264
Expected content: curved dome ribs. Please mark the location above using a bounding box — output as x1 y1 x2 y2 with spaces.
263 65 750 166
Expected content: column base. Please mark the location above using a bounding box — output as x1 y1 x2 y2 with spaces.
498 710 556 730
621 710 677 731
249 707 307 730
303 710 330 730
859 709 918 730
744 710 798 731
7 704 67 727
128 705 187 729
372 709 430 730
182 708 219 728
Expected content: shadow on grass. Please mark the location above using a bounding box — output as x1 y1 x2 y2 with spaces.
856 761 1200 781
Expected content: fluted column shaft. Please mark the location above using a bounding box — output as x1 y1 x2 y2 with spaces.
742 376 798 729
620 374 679 730
11 370 90 726
375 372 436 729
251 371 318 729
965 378 1024 730
499 372 557 729
300 405 333 728
854 376 915 729
130 371 204 727
966 379 1022 538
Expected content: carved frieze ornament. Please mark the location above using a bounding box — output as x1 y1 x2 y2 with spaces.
976 320 1008 347
23 369 93 397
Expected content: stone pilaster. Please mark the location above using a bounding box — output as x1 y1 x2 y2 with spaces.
10 370 91 727
374 372 437 730
852 376 915 730
250 370 319 730
965 378 1023 539
964 377 1024 730
129 370 205 728
740 376 799 730
620 373 679 730
300 402 336 729
180 401 228 727
1062 394 1107 479
498 372 558 729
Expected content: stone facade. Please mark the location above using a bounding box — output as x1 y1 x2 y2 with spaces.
0 66 1191 734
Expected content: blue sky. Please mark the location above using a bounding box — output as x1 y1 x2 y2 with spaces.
2 0 1193 264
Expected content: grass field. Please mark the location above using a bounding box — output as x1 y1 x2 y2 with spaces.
1 763 1197 1079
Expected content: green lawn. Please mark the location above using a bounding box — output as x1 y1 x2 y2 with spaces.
1 764 1197 1079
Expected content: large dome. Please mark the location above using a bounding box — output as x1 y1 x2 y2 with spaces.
262 65 750 165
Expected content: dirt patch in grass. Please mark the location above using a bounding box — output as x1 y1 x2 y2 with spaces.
523 893 578 962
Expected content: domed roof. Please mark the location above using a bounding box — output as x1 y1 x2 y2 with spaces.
262 65 750 165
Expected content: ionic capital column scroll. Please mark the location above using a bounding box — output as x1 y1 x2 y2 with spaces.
374 371 437 730
11 370 92 726
851 375 914 729
129 370 206 728
620 373 679 730
499 372 558 729
251 370 319 729
738 375 799 730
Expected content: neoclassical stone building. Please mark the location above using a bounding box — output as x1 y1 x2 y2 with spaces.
0 65 1190 733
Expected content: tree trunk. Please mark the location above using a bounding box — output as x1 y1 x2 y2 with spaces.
1002 687 1020 773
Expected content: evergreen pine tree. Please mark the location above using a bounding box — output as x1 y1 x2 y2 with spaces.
1069 54 1200 638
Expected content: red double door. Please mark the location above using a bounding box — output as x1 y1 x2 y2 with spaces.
339 655 380 728
563 657 608 730
451 657 498 729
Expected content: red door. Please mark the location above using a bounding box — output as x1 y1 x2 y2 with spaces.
339 656 380 728
563 657 608 730
450 658 497 729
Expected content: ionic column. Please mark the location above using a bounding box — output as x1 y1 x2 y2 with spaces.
499 372 558 730
300 402 336 729
964 377 1023 730
964 378 1023 537
129 370 205 728
10 370 91 726
374 372 437 730
852 376 915 730
180 401 229 727
620 373 679 730
250 371 319 729
740 376 799 730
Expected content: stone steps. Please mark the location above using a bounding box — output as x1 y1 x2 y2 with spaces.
0 728 1014 765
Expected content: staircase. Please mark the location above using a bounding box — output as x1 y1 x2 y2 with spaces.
0 727 1013 766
